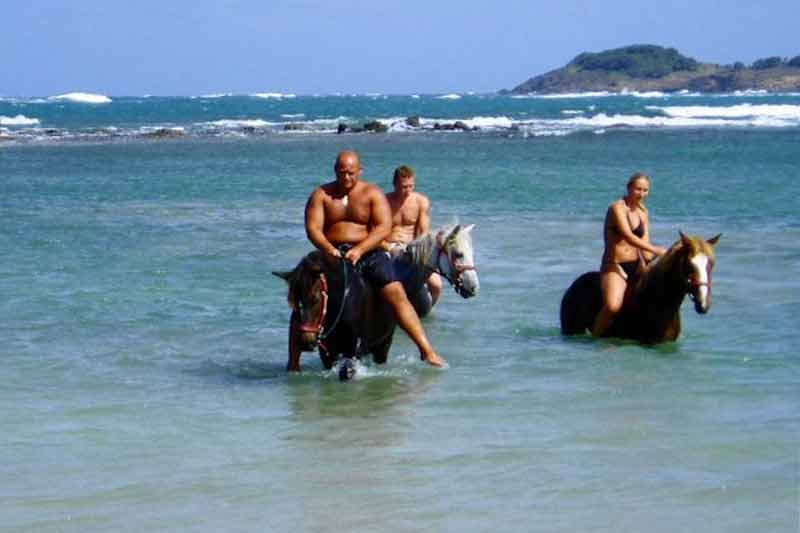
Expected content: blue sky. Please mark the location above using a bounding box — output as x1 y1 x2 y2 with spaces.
2 0 797 96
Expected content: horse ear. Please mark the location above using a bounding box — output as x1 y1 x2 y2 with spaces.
679 231 690 246
463 224 475 234
707 234 721 246
272 270 293 284
446 224 461 244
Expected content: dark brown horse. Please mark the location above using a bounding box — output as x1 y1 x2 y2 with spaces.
560 232 721 343
274 224 479 378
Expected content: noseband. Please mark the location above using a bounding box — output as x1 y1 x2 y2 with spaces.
686 260 713 302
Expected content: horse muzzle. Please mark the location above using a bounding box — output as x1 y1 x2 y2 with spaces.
299 328 321 350
688 282 711 314
454 270 479 298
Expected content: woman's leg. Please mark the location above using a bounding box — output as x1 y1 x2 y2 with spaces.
592 268 627 336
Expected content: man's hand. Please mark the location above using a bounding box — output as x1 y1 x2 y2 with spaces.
344 246 363 264
325 247 342 260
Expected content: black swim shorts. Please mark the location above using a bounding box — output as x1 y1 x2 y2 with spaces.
357 249 397 288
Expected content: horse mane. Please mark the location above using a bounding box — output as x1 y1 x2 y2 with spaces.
634 234 714 296
404 223 459 269
286 251 325 305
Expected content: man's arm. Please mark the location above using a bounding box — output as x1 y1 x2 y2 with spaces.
415 194 431 237
305 188 340 258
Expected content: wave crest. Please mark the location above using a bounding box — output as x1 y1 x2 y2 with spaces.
49 92 112 104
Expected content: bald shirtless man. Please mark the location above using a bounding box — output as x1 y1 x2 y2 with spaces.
300 150 446 370
382 165 443 306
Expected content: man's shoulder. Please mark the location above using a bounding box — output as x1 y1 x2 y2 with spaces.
412 191 430 207
312 181 336 197
358 181 386 198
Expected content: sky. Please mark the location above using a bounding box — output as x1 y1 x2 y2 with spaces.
2 0 798 96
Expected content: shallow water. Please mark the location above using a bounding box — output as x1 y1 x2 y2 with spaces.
2 94 799 531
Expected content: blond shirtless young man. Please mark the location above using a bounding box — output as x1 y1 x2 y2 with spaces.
382 165 443 306
297 150 446 371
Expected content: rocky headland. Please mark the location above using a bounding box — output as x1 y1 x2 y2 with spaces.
505 45 800 94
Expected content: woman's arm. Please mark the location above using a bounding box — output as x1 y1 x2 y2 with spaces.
610 203 666 256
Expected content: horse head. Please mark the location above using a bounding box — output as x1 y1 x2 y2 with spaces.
436 224 480 298
273 252 329 350
675 232 721 314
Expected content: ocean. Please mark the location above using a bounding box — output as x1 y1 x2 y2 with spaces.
2 91 799 532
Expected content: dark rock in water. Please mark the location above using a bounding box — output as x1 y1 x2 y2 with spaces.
434 121 473 131
337 123 348 134
339 358 357 381
363 120 389 133
144 128 185 138
406 115 421 128
283 123 304 131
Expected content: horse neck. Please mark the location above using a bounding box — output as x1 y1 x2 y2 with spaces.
635 247 687 310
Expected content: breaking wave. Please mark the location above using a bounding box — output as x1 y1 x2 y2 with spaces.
48 92 112 104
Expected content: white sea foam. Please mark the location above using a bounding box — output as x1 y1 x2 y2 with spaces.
0 114 40 126
49 92 112 104
561 109 584 115
252 92 296 99
204 119 271 129
620 89 667 98
411 94 421 99
561 112 796 129
650 103 800 120
463 116 514 129
518 91 613 99
195 93 233 99
436 93 461 100
281 113 305 118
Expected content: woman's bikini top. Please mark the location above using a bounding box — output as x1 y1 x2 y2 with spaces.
627 210 644 238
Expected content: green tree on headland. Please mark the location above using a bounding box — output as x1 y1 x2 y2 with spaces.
571 45 699 78
752 56 784 69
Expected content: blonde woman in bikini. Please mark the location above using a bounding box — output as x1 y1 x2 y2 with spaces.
592 173 668 337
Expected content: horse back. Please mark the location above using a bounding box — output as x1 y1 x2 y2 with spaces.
560 271 602 335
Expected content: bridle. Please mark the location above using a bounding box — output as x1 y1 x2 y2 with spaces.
432 237 476 293
686 257 713 303
296 258 350 350
297 272 329 336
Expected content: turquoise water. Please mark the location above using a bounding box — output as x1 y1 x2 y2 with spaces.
2 94 799 531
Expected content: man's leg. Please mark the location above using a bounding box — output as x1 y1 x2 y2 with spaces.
380 281 446 367
426 272 443 306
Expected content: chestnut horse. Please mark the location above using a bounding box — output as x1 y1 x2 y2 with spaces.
274 224 479 378
560 232 721 343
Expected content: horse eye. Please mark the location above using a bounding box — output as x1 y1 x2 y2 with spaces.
454 252 464 260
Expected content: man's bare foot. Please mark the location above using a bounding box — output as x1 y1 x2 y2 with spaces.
421 351 447 367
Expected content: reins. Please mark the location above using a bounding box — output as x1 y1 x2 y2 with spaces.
318 257 350 345
296 251 351 351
